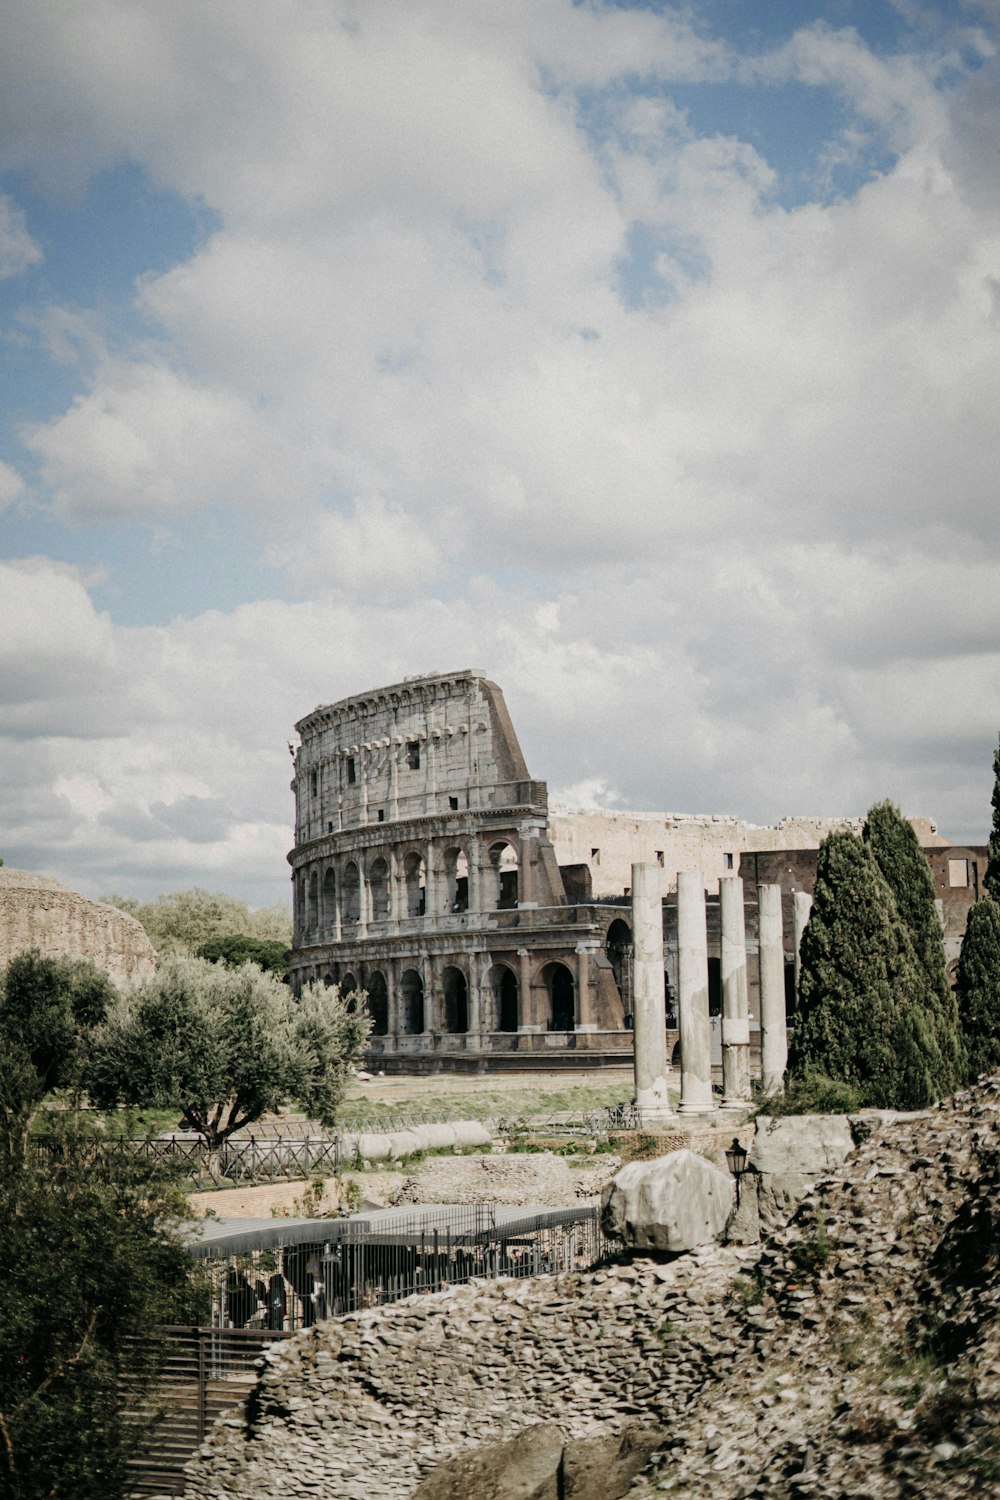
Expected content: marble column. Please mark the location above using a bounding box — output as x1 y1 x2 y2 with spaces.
575 943 596 1032
517 948 536 1033
758 883 787 1094
677 870 715 1114
719 874 751 1109
793 890 813 995
631 863 672 1121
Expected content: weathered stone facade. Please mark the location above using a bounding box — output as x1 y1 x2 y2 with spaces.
288 671 629 1065
288 671 981 1072
0 867 155 987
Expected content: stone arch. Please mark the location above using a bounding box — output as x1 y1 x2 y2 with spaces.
443 848 469 913
366 969 389 1036
442 966 468 1033
541 961 575 1032
342 863 361 925
322 867 336 932
341 972 359 1014
403 852 426 918
487 964 519 1033
400 969 425 1034
488 840 519 910
606 919 632 1005
369 857 390 920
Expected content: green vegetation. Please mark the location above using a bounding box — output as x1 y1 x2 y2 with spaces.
956 896 1000 1080
90 958 370 1168
986 732 1000 900
863 800 966 1092
101 887 291 956
790 826 963 1109
758 1073 864 1117
337 1081 630 1127
0 1131 196 1500
0 951 116 1158
197 933 289 976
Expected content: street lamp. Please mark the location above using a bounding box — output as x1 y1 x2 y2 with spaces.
725 1137 749 1208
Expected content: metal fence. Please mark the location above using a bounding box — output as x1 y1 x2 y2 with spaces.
205 1204 610 1329
127 1325 290 1498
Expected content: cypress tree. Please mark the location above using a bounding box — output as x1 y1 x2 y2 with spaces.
862 799 965 1095
955 897 1000 1080
986 733 1000 900
790 830 937 1108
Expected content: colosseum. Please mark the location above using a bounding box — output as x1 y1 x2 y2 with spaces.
287 670 986 1072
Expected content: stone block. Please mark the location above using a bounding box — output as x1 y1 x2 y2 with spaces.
601 1149 734 1253
750 1115 855 1176
413 1422 564 1500
563 1426 663 1499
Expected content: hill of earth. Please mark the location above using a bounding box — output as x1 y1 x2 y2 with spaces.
183 1077 1000 1500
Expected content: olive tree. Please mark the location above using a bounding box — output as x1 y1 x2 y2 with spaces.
90 957 369 1170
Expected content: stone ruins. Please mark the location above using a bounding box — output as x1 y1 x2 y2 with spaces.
288 669 984 1076
0 866 155 986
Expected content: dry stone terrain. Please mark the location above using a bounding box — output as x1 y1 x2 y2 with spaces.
183 1079 1000 1500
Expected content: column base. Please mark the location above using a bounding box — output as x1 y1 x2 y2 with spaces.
720 1097 752 1112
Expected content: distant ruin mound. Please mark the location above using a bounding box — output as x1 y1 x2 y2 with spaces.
0 867 155 987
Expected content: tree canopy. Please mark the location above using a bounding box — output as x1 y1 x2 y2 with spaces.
862 799 965 1093
789 830 950 1108
90 957 369 1157
0 1128 196 1500
956 895 1000 1081
197 932 289 976
986 733 1000 901
0 951 116 1157
101 887 291 955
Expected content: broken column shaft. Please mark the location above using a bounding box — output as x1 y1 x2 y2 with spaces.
630 863 672 1121
677 870 714 1114
720 874 751 1108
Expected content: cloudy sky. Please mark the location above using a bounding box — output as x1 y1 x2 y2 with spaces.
2 0 999 909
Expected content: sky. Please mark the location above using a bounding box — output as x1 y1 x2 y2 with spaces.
2 0 999 910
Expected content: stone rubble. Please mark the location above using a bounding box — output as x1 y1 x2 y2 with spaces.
183 1077 1000 1500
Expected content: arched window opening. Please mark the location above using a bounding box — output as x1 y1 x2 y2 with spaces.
342 863 360 925
400 969 425 1034
369 857 390 920
403 852 426 918
442 966 468 1033
488 841 519 910
306 870 319 937
487 965 518 1032
606 919 633 1006
341 973 359 1014
367 970 389 1036
322 868 336 933
444 848 469 913
542 962 575 1032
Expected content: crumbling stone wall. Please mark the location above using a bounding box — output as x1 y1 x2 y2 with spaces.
184 1243 754 1500
0 868 155 986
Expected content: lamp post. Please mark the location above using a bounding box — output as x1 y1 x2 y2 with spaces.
725 1136 749 1209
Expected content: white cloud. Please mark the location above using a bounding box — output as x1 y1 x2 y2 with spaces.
1 3 1000 896
0 192 41 278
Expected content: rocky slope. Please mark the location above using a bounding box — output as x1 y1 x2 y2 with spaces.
629 1077 1000 1498
183 1078 1000 1500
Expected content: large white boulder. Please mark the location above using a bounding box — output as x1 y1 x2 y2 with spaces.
601 1149 734 1253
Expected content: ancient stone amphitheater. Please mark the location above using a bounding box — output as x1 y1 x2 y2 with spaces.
0 867 155 986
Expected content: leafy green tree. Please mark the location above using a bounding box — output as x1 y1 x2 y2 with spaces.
90 957 369 1171
986 733 1000 901
0 1131 195 1500
101 888 292 955
197 933 289 976
0 952 116 1158
955 897 1000 1079
790 831 945 1108
863 799 965 1093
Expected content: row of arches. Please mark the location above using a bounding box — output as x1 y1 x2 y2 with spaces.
312 960 577 1035
299 840 521 940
